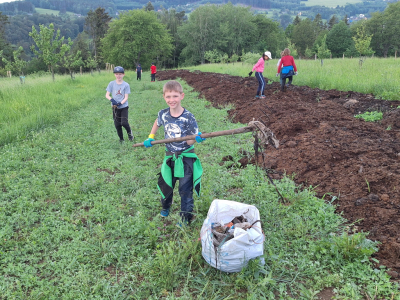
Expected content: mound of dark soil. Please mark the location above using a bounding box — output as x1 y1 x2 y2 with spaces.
157 70 400 278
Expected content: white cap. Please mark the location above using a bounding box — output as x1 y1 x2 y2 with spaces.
264 51 272 59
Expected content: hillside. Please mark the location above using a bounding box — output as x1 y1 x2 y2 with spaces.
0 0 390 18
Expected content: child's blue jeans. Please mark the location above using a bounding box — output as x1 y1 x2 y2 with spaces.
161 157 194 222
255 72 266 96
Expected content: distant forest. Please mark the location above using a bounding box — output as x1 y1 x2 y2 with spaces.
0 0 391 17
1 0 400 77
0 0 392 60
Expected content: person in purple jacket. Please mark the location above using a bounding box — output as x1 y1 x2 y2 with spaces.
248 51 272 99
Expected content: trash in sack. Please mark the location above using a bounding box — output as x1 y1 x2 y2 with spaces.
200 199 264 273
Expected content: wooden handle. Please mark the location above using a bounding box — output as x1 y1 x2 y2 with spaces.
132 126 256 147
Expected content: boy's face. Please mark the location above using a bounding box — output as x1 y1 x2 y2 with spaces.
114 73 124 80
163 90 184 110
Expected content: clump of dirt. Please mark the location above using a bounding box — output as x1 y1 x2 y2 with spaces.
157 70 400 277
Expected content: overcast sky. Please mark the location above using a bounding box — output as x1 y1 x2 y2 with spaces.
0 0 19 3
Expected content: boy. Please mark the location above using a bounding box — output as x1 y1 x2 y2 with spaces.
105 66 134 142
143 80 205 226
150 62 157 82
136 63 142 80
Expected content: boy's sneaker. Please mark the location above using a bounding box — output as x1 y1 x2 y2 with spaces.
128 133 134 141
254 95 260 98
160 209 169 217
119 139 124 144
260 95 266 99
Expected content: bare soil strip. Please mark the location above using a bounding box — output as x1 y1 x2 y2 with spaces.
157 70 400 277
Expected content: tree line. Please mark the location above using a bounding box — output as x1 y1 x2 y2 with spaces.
1 2 400 78
0 0 391 19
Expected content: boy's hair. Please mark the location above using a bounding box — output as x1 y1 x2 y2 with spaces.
163 80 183 94
283 48 291 56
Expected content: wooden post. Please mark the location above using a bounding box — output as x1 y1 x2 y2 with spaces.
80 66 82 75
7 71 11 78
343 53 344 59
314 54 317 60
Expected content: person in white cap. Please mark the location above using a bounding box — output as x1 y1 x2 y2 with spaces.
248 51 271 99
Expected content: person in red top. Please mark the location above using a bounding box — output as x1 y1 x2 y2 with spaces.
150 62 157 82
277 48 298 92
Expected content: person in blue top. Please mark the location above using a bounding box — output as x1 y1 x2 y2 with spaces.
143 80 205 226
105 66 134 142
136 63 142 80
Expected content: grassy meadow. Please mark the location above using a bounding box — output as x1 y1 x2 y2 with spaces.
0 69 399 299
187 57 400 101
302 0 363 7
34 8 75 16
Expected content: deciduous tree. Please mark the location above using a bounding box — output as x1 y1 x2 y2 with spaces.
353 24 374 66
217 4 256 57
158 8 186 68
101 9 173 69
86 55 97 75
29 23 72 81
178 4 263 65
62 50 83 79
0 12 11 68
71 32 91 63
252 14 285 58
1 46 26 76
366 1 400 57
291 18 315 57
326 21 353 57
178 5 220 65
317 34 331 66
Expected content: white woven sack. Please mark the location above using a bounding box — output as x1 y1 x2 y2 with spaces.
200 199 264 273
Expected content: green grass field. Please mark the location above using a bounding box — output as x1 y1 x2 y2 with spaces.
302 0 363 7
35 8 75 16
0 71 399 299
186 57 400 101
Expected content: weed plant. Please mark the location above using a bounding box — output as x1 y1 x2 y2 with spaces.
0 72 399 299
354 111 383 122
187 57 400 101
